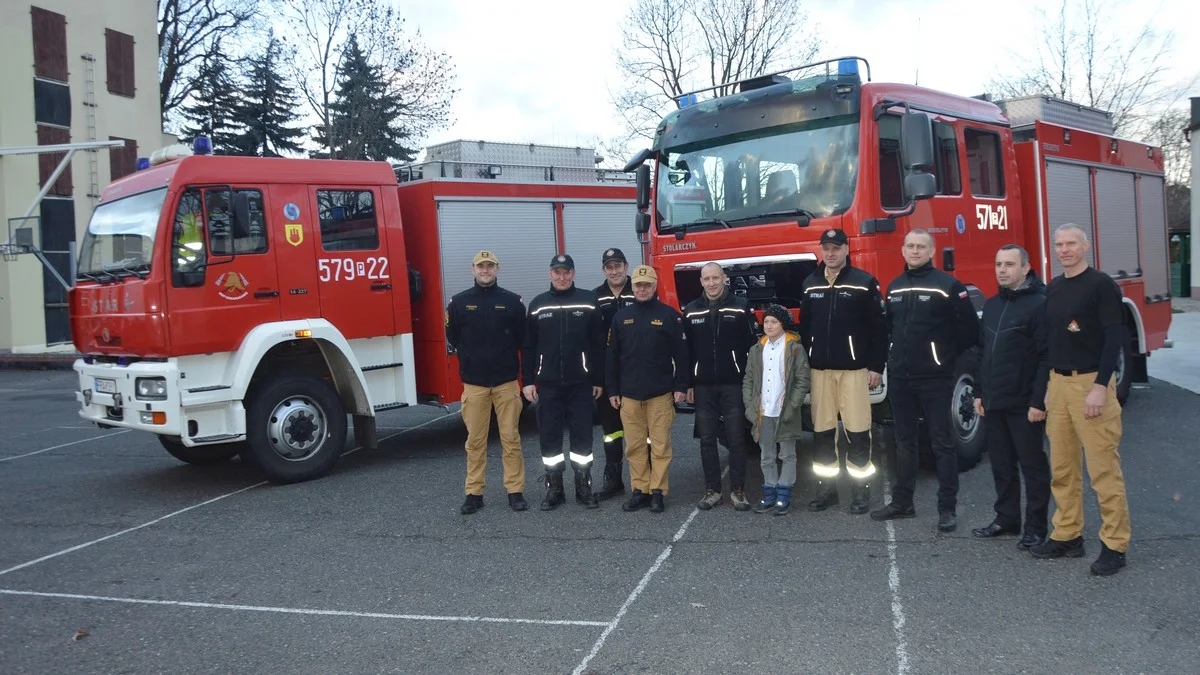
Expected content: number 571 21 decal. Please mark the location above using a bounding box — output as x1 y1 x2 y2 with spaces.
317 256 390 282
975 204 1009 230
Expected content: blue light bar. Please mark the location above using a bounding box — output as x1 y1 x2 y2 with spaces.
677 93 699 108
838 59 859 77
193 136 213 155
136 157 150 171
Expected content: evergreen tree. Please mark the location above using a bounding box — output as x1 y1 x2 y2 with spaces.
178 57 242 154
313 35 415 162
232 35 306 157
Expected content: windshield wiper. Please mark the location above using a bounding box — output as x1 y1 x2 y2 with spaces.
726 209 817 227
101 258 150 280
662 217 730 239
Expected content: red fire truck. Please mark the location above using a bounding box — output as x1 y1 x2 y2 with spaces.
69 145 636 483
623 57 1172 469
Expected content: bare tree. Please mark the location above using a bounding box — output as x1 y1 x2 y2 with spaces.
158 0 257 124
986 0 1179 135
278 0 456 159
610 0 822 153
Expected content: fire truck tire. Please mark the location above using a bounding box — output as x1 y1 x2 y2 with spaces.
1115 332 1133 406
949 356 985 472
243 374 348 484
158 436 242 465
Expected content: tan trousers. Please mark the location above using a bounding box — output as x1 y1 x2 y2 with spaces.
462 380 525 496
1046 372 1130 552
620 393 675 494
810 368 874 476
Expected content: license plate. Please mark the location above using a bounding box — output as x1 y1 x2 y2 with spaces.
94 378 117 394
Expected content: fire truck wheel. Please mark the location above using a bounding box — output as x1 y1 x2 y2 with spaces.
243 374 348 484
157 436 242 465
1115 333 1132 406
950 368 985 472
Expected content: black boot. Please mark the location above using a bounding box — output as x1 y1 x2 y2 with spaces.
649 489 665 513
622 489 651 512
807 480 839 512
596 463 625 500
575 468 599 509
849 482 870 514
539 472 565 511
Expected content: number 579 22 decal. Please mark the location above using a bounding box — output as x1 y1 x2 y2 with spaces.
317 257 390 282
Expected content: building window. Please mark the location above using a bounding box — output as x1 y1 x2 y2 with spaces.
37 125 73 197
105 28 135 97
108 136 139 181
317 190 380 251
32 6 68 82
965 128 1005 197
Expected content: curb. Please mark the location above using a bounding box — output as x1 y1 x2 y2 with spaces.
0 355 78 371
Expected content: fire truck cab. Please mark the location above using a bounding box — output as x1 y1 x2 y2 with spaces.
625 57 1172 470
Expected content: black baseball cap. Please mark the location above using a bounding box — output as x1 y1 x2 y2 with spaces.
602 248 627 265
819 228 848 246
550 253 575 270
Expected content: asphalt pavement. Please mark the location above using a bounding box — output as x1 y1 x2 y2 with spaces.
1 369 1198 674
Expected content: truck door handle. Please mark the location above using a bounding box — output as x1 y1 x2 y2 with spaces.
371 283 392 291
254 290 280 298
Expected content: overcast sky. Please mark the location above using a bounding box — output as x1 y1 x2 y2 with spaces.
399 0 1198 162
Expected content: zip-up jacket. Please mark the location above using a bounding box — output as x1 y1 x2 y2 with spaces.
445 282 526 388
885 261 980 379
798 263 888 372
975 271 1050 411
522 285 603 387
742 332 812 443
606 296 690 399
593 277 635 382
682 290 757 386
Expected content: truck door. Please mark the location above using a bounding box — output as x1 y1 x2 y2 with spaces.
309 187 396 339
166 186 282 355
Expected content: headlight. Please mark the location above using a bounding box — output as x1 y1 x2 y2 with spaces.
135 377 167 400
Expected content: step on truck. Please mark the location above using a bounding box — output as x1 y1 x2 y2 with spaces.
70 143 636 483
624 56 1172 470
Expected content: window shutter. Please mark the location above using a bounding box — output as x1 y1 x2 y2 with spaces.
32 7 68 82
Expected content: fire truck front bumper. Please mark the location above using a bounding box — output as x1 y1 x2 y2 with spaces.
74 358 186 437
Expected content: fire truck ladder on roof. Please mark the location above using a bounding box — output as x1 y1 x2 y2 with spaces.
0 139 125 289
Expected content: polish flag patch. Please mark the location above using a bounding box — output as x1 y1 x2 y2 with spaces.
958 290 968 298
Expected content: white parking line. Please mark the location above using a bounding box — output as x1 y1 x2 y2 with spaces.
881 474 910 675
0 410 462 579
0 589 610 627
0 429 131 463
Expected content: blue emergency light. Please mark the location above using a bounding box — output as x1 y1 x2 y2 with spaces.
838 59 859 77
677 93 699 108
193 136 213 155
136 157 150 171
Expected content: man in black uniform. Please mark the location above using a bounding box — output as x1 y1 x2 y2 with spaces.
523 254 604 511
445 250 528 514
798 228 888 515
1030 223 1129 576
606 265 690 513
870 229 980 532
592 247 635 500
971 244 1052 550
683 262 757 511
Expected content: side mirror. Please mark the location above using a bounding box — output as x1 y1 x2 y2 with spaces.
635 211 651 234
901 111 934 171
904 173 936 201
635 164 651 210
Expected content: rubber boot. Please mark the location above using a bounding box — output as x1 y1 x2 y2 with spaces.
774 484 793 516
807 480 839 512
754 485 777 514
539 472 566 511
850 482 871 514
575 467 599 509
596 463 625 501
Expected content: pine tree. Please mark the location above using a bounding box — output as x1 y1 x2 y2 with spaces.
178 57 242 154
232 35 306 157
313 36 416 162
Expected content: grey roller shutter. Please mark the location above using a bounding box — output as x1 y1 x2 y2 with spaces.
561 201 642 290
1045 161 1096 278
1093 169 1139 276
1137 175 1169 299
437 201 558 306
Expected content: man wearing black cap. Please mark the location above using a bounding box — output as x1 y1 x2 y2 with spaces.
798 228 888 515
592 247 636 500
524 254 605 510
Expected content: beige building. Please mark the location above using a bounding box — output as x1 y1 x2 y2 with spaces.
0 1 167 352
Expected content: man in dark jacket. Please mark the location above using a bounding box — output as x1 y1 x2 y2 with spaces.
870 229 980 532
523 254 605 511
971 244 1051 550
798 228 888 515
606 265 690 513
683 262 758 511
445 250 528 515
592 248 636 500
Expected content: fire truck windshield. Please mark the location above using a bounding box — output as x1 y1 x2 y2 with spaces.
77 187 167 278
656 115 859 233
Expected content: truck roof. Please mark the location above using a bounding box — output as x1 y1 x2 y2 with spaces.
100 155 398 204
